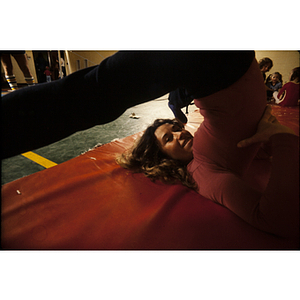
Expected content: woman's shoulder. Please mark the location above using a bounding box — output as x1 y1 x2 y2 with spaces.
284 81 299 88
282 81 292 88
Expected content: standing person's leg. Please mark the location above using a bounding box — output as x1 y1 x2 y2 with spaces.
1 54 18 90
1 54 13 75
12 53 35 86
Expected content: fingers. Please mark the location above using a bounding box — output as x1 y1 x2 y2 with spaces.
238 104 283 148
264 105 279 124
262 104 273 120
237 139 248 148
237 135 260 148
268 115 277 123
237 105 273 148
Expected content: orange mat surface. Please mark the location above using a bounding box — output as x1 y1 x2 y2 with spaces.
1 105 299 249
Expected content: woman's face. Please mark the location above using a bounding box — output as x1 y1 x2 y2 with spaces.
261 64 272 73
155 123 194 163
271 74 279 83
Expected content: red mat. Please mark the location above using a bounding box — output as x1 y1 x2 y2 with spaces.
270 104 299 135
1 105 299 249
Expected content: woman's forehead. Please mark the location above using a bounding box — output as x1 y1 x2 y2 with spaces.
155 123 174 139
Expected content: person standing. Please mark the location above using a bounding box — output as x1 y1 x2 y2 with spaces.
44 66 52 82
1 51 35 90
60 56 66 78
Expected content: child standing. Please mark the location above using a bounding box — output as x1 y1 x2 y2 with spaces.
44 66 52 82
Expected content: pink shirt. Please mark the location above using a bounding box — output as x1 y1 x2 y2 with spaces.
187 59 299 238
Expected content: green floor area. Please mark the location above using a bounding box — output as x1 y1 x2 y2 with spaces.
1 94 196 185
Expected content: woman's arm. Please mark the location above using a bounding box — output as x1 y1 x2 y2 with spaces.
204 133 299 238
195 131 298 237
237 105 295 147
192 133 299 238
229 105 299 237
265 84 274 92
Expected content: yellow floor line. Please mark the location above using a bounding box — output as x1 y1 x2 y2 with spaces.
22 151 57 169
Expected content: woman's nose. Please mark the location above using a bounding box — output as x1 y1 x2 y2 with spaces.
174 131 184 140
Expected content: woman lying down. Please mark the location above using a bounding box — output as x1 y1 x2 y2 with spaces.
117 59 299 239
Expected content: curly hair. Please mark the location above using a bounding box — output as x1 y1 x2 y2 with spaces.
116 118 197 190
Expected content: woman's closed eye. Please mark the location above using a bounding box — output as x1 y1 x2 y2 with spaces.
165 134 173 143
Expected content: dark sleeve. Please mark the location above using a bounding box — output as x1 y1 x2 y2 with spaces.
1 51 254 158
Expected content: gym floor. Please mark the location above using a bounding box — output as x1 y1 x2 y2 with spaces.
1 87 196 185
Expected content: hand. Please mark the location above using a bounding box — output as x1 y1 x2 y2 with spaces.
237 105 296 148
